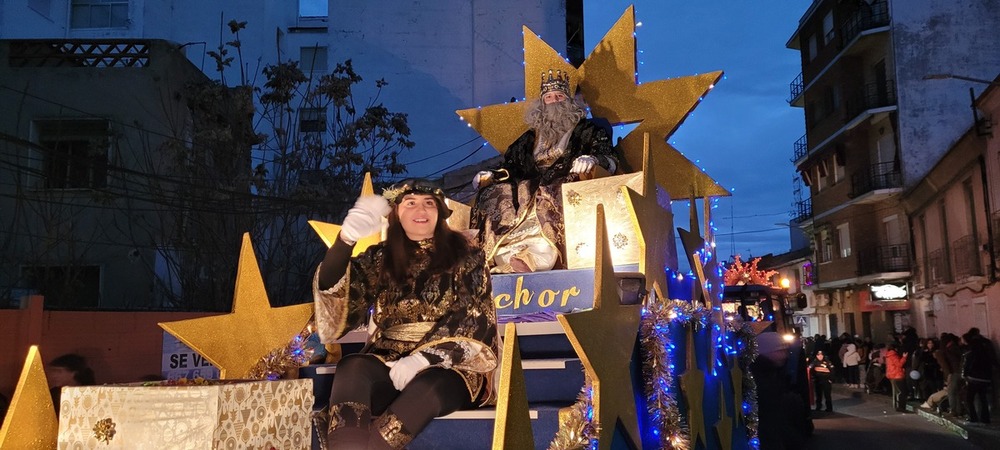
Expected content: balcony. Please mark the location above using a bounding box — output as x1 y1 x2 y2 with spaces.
7 40 151 68
792 198 812 224
791 134 808 163
928 249 952 286
845 79 897 121
857 244 909 276
849 162 902 200
788 72 804 106
839 0 890 49
952 235 983 279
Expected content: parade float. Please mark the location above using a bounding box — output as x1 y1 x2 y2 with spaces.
0 6 770 450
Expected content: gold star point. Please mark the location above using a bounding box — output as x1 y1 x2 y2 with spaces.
730 354 746 424
623 141 674 301
0 346 58 449
680 326 708 448
159 234 313 379
308 173 382 255
491 323 534 449
557 204 642 450
715 381 735 450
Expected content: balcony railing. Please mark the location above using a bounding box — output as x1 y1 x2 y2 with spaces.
788 72 804 104
857 244 909 276
952 235 982 278
845 80 897 119
8 40 150 68
928 249 952 286
792 134 808 162
792 198 812 223
850 161 902 198
839 0 890 48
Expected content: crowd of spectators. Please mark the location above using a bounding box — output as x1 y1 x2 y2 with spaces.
804 326 999 425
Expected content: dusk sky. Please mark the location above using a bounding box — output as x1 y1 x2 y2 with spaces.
584 2 811 262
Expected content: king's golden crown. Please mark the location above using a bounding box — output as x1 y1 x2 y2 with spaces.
540 69 571 97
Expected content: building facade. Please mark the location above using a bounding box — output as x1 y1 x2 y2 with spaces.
0 0 574 177
904 76 1000 346
786 0 1000 342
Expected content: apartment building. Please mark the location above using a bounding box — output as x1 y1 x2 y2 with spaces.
786 0 1000 341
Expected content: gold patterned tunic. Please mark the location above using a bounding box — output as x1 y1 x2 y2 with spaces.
313 240 498 405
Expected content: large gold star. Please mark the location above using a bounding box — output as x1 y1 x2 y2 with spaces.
491 322 534 450
680 326 708 449
623 137 674 301
456 6 728 199
715 383 735 450
557 204 642 450
0 346 57 449
159 234 313 379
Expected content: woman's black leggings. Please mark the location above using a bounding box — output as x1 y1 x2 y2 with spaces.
326 353 472 449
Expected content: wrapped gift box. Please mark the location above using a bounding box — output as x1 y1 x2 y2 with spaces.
562 172 675 269
58 378 313 449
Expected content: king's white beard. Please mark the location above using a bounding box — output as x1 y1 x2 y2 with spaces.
526 99 586 147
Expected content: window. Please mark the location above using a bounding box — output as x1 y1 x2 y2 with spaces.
834 148 846 182
299 107 326 133
36 119 110 189
818 229 833 263
70 0 129 29
299 0 328 17
822 12 835 45
300 46 328 73
837 223 852 258
20 265 101 309
807 34 818 62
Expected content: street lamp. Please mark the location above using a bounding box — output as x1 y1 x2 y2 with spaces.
923 73 997 136
922 73 1000 86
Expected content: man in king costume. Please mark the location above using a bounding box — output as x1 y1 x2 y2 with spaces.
470 70 620 273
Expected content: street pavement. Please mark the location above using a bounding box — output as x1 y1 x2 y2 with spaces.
803 384 997 449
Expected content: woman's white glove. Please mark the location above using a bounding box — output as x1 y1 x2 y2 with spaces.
386 353 431 390
570 155 599 174
472 170 493 189
339 195 391 245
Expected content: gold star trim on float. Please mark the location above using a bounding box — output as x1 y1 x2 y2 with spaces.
715 383 734 450
730 354 745 424
455 5 728 200
309 173 383 256
491 322 534 450
680 326 708 449
557 204 642 450
159 233 313 379
622 134 673 301
0 346 58 449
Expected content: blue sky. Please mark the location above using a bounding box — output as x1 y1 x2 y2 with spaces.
585 1 810 261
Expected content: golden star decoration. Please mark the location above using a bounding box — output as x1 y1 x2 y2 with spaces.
0 346 58 450
456 5 728 200
557 204 642 450
491 322 534 450
309 173 383 256
623 136 673 301
715 381 734 450
159 233 313 379
680 326 708 449
729 354 745 424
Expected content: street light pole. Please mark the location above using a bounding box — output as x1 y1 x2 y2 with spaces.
922 73 1000 86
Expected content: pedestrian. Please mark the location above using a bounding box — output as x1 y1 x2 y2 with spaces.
961 330 995 424
885 343 909 412
46 353 95 416
313 179 499 448
843 342 861 388
810 351 835 412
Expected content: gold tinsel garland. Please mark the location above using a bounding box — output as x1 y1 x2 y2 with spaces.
547 375 599 450
246 325 315 380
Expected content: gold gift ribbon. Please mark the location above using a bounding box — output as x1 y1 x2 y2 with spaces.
383 322 434 342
